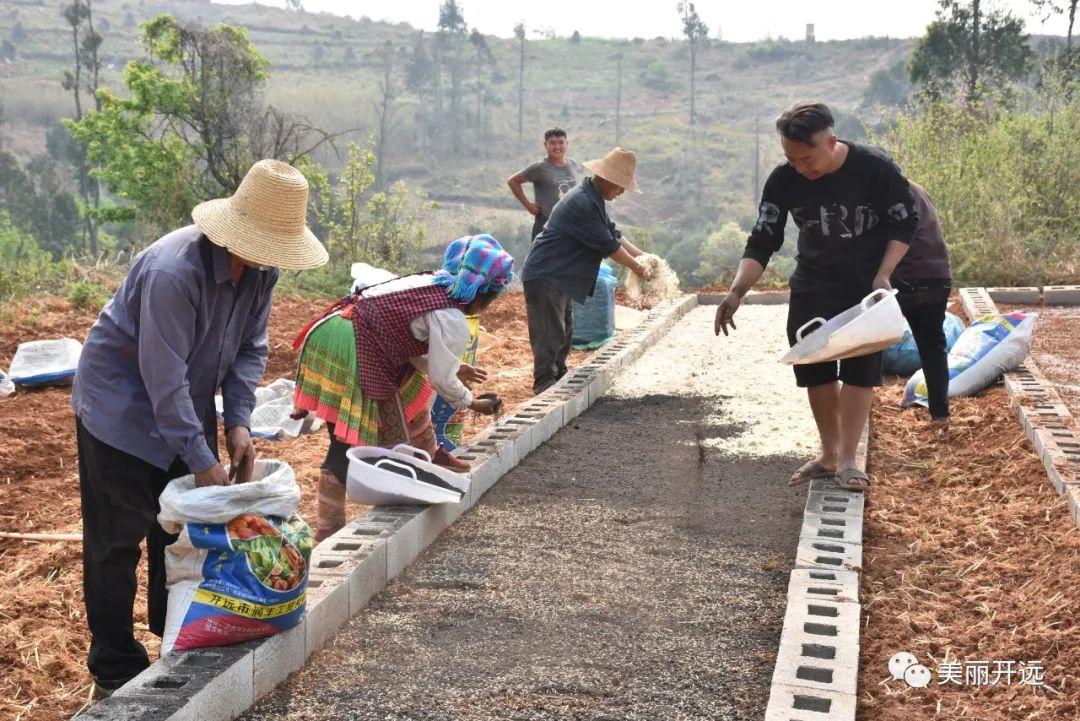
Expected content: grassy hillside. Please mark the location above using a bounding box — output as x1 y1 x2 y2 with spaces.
0 0 920 239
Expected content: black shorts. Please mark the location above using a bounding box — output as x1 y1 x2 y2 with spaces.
787 289 883 388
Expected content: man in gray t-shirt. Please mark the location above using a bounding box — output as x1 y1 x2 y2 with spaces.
507 127 583 240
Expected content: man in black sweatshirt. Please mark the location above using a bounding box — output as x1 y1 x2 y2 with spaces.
714 101 918 492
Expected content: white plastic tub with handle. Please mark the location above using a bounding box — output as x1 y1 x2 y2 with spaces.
780 289 906 365
346 444 470 506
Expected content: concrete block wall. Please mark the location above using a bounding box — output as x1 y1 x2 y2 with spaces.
764 426 869 721
78 293 700 721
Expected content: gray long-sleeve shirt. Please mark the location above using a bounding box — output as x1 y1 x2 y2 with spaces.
72 226 277 473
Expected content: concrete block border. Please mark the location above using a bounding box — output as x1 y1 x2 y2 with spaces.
959 289 1080 530
973 284 1080 308
696 289 790 306
764 424 868 721
80 293 700 721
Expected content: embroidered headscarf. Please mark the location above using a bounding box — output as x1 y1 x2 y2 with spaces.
433 234 516 303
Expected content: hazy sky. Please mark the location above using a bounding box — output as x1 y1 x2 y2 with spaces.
215 0 1065 42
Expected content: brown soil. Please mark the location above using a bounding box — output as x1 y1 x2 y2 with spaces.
859 382 1079 720
1026 306 1080 420
0 289 578 721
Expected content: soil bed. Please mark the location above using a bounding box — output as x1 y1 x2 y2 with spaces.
0 290 581 721
859 381 1079 720
1016 304 1080 422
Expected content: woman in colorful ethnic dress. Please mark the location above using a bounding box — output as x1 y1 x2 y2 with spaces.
293 235 513 540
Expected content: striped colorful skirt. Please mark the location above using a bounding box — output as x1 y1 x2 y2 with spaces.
293 313 434 446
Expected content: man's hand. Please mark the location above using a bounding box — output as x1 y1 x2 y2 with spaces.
194 464 231 487
526 201 540 217
633 261 656 281
714 291 742 336
225 426 256 483
470 394 503 416
457 364 489 386
872 274 893 292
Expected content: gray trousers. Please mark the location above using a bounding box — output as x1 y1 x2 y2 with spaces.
524 278 573 394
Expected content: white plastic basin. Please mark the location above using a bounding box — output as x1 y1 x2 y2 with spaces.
346 444 470 506
780 289 906 365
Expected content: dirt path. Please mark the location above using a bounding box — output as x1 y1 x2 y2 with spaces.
243 305 820 721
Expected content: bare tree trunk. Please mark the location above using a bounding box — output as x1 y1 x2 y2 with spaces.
517 35 525 154
615 53 623 147
433 42 444 116
969 0 981 101
451 66 462 154
689 38 696 127
1069 0 1076 55
753 111 760 207
84 0 101 256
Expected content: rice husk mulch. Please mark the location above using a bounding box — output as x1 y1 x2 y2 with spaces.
623 253 681 309
859 382 1079 720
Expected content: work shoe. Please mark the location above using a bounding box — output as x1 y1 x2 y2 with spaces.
433 446 471 472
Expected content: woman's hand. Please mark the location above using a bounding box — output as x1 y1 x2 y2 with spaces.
469 394 503 416
457 364 488 385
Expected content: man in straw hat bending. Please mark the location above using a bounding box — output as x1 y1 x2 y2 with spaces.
521 147 659 394
71 159 327 695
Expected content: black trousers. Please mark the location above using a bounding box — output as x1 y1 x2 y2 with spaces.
788 289 884 388
524 278 573 395
896 279 952 420
530 213 549 241
76 417 209 687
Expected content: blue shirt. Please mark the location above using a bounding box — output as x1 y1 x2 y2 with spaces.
521 177 623 303
72 226 277 473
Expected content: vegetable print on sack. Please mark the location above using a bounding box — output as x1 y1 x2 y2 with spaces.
157 460 313 653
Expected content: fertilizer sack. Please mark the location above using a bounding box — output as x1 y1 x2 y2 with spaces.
572 265 617 348
157 460 312 653
8 338 82 387
214 379 323 440
883 312 965 375
902 311 1036 407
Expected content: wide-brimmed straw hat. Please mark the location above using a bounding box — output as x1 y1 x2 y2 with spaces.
584 147 642 194
192 159 328 271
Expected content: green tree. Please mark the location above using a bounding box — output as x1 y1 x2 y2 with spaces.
0 150 80 261
877 79 1079 285
641 59 675 92
69 15 333 232
696 221 745 284
909 0 1034 103
302 142 432 274
863 60 914 107
678 2 709 127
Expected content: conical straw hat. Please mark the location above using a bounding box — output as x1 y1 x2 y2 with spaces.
583 147 642 194
192 159 329 271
